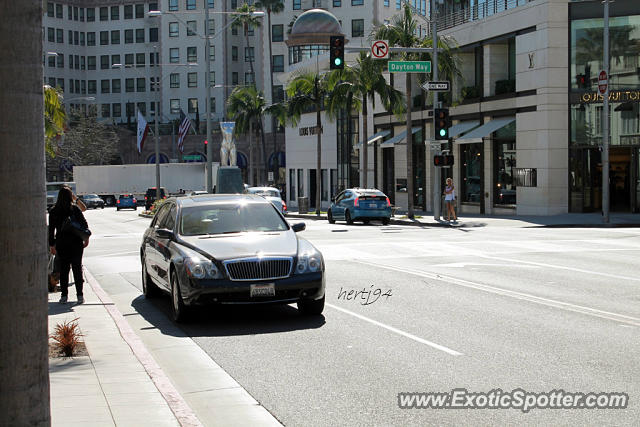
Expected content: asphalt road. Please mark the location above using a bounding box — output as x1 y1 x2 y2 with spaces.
82 207 640 426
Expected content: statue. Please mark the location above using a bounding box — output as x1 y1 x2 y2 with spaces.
219 122 236 166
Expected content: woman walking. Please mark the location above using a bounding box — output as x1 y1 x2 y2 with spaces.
48 187 89 304
444 177 457 222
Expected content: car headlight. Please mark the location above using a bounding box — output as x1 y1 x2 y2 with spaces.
295 240 323 274
181 247 224 279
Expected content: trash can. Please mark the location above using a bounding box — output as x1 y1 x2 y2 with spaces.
298 197 309 214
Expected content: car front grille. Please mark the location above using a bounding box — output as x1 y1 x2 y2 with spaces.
223 257 293 281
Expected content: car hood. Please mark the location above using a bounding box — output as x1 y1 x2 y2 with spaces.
179 230 298 260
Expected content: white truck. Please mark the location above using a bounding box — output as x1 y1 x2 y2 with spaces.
74 163 219 206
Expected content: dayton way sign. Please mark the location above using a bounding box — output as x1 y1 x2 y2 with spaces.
388 61 431 73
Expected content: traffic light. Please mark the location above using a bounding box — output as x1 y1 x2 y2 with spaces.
434 108 450 140
576 74 587 89
433 155 454 167
329 35 345 70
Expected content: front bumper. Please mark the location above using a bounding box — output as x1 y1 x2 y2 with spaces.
181 272 325 306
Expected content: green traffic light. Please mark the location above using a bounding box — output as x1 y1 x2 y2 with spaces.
334 58 342 66
439 129 447 137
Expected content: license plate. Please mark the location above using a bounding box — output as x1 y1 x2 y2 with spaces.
368 203 377 208
250 283 275 297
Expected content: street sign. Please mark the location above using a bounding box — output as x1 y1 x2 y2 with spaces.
371 40 389 59
598 70 608 95
183 154 201 160
388 61 431 73
422 81 450 91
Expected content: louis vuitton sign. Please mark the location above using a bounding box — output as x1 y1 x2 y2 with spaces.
299 126 323 136
575 90 640 104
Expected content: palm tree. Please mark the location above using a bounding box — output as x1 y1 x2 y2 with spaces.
327 52 405 189
1 1 51 424
226 85 269 184
373 3 421 218
286 71 333 216
44 84 66 157
255 0 284 180
232 3 262 88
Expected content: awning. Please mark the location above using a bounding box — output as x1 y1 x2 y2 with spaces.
449 121 480 139
356 130 392 148
380 127 421 147
455 117 515 144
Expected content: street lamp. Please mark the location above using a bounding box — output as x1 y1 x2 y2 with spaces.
148 8 265 193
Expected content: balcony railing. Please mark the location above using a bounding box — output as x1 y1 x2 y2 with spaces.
435 0 534 33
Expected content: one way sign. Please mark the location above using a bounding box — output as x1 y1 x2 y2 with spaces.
422 81 450 91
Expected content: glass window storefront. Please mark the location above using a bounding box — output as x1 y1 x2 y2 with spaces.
288 45 329 65
494 121 516 206
412 129 425 209
460 143 482 203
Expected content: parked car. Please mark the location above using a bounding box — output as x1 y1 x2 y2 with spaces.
79 194 105 209
116 194 137 211
140 194 325 322
145 187 167 210
245 186 287 215
328 188 392 225
186 190 208 196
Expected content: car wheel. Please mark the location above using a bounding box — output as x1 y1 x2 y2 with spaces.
116 207 120 211
345 210 353 225
382 218 390 225
171 270 188 323
101 205 104 209
363 219 370 224
327 209 335 224
298 295 325 315
142 261 160 298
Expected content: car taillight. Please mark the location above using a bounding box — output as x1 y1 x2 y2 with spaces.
386 197 391 207
133 198 136 203
163 196 166 199
145 196 148 200
354 197 359 207
116 200 120 204
283 202 287 211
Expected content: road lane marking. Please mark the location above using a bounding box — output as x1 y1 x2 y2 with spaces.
326 303 463 356
354 260 640 328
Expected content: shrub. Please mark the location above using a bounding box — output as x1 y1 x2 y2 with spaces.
150 198 168 214
50 318 83 357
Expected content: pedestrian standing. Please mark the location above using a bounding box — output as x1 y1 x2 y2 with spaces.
48 187 89 304
444 177 457 222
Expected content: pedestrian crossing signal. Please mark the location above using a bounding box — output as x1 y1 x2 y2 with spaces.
330 36 345 70
434 155 454 167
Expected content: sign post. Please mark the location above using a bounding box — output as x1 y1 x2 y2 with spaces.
371 40 389 59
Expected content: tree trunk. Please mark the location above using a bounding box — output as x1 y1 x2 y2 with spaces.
316 108 322 216
259 115 268 185
406 74 414 219
0 1 51 425
267 10 278 184
362 97 369 188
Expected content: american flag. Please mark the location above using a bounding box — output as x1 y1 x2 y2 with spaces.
177 109 193 153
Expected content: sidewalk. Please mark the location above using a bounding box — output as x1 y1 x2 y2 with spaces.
285 211 640 228
48 268 282 427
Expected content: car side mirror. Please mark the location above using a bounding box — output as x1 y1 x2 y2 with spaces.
156 228 174 239
292 222 306 233
330 196 335 203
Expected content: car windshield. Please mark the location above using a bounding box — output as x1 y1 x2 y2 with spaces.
120 195 133 199
358 191 386 197
248 188 280 198
179 202 288 236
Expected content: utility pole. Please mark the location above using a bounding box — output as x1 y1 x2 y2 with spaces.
602 0 610 223
205 0 213 193
432 0 441 220
154 44 161 202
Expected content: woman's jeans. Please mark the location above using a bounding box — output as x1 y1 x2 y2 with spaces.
58 253 84 298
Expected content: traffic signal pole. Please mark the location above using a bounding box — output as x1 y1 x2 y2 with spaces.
432 0 441 220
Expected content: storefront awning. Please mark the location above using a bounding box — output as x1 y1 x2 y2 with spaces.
356 130 392 148
455 117 515 144
449 121 480 139
380 127 421 147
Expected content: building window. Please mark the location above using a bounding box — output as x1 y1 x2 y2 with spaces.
170 73 180 88
100 55 109 69
150 51 159 66
272 24 283 42
56 28 63 43
111 30 120 44
245 72 255 84
272 55 284 72
231 0 238 9
297 169 304 197
351 19 364 38
126 78 134 92
209 45 215 61
149 3 159 12
209 71 215 87
74 31 79 45
170 48 179 63
87 56 96 70
188 98 198 113
232 26 238 36
232 46 238 61
137 102 146 116
68 29 73 44
112 79 121 93
137 78 146 92
86 8 95 21
352 0 363 5
232 72 238 85
88 80 97 94
136 28 145 43
101 80 110 94
207 19 215 35
87 32 95 46
384 0 389 6
247 25 254 37
187 20 197 36
289 169 296 201
170 99 180 114
150 77 158 92
125 53 134 66
135 4 144 18
125 29 133 43
188 72 197 88
67 5 72 20
80 32 85 46
57 54 64 68
321 169 328 201
272 85 284 103
187 46 197 63
186 0 196 10
169 22 179 37
396 0 401 9
99 7 108 21
80 80 86 94
47 2 54 17
136 53 145 67
245 47 254 62
74 55 80 70
124 5 133 19
333 0 341 7
493 121 516 206
73 7 78 20
102 104 110 118
47 28 54 42
210 97 216 113
79 7 84 21
150 28 158 42
113 103 121 117
111 6 119 20
293 0 301 10
111 54 120 67
169 0 178 11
